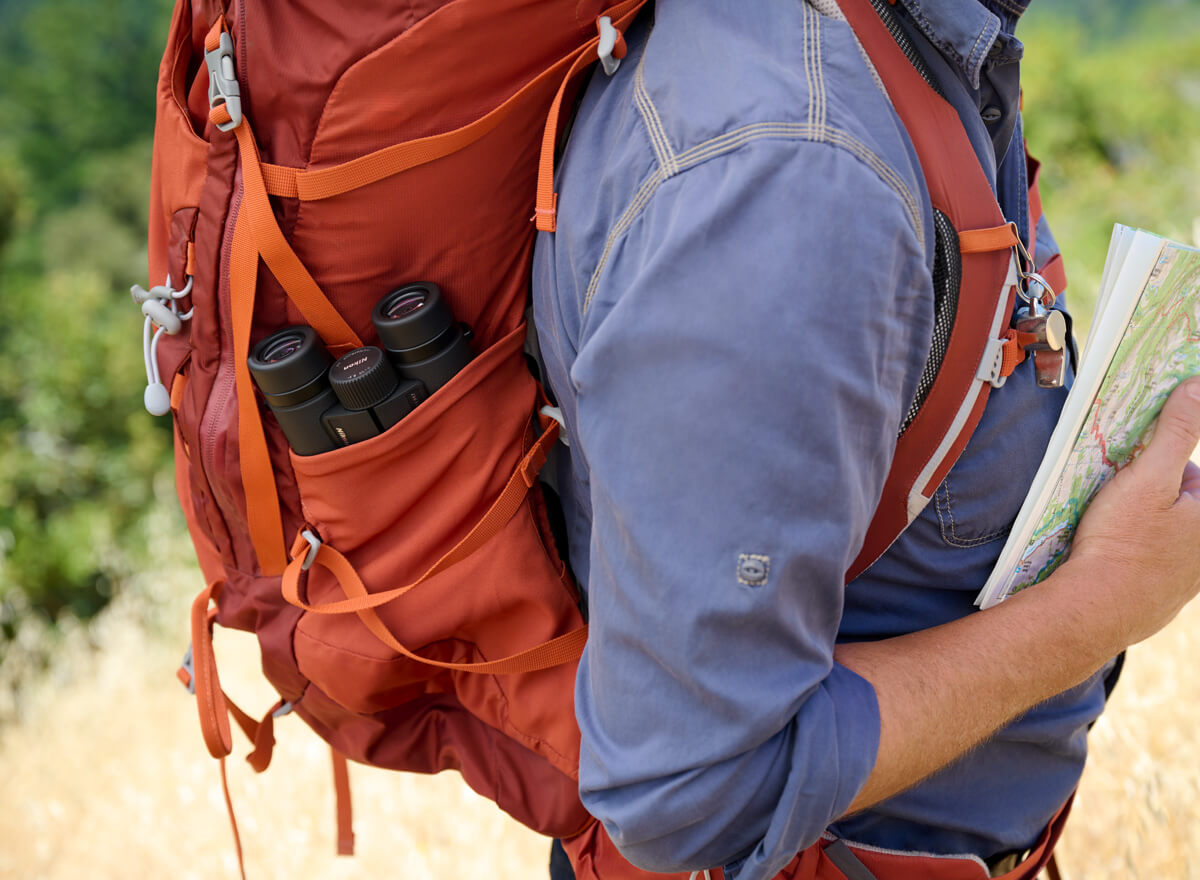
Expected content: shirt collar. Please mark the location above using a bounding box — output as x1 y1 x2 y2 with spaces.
896 0 1027 89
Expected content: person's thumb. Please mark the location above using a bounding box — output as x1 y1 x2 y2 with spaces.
1125 377 1200 501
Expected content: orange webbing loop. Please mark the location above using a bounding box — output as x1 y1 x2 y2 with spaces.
958 222 1020 255
190 582 234 759
332 749 355 856
298 536 587 673
279 420 588 674
282 420 560 616
204 17 224 53
535 0 651 232
999 328 1038 378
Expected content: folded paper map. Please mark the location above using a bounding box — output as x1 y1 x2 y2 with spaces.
977 226 1200 609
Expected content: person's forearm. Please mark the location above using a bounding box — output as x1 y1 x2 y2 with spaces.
835 558 1119 816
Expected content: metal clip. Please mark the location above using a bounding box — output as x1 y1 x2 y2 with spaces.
272 700 295 718
300 529 322 571
597 17 622 76
205 31 242 131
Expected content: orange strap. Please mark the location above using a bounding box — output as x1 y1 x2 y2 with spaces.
219 757 248 880
958 221 1020 255
190 582 234 759
999 328 1039 378
535 0 650 232
278 420 587 674
298 534 588 674
332 749 355 856
259 53 572 202
208 15 364 574
283 419 561 615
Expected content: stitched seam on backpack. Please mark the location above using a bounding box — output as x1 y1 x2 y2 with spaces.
583 124 925 314
634 52 679 176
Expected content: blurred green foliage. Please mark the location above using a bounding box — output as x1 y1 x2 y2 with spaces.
0 0 173 640
1021 2 1200 336
0 0 1196 654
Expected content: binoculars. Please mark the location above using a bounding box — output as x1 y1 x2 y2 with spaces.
248 282 473 455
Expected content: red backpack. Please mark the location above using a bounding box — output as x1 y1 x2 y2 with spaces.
142 1 1065 877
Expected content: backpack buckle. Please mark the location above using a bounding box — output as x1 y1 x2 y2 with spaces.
205 30 242 131
299 529 323 571
597 16 623 76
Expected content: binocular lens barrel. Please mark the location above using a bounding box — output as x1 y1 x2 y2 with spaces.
372 282 473 394
248 283 473 456
248 326 339 455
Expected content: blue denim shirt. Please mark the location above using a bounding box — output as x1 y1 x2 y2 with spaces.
532 2 1112 878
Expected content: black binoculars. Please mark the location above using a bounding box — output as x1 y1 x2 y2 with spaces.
248 282 473 455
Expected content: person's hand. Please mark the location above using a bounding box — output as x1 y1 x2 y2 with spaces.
1067 377 1200 650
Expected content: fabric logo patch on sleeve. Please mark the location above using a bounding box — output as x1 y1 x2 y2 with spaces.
737 553 770 587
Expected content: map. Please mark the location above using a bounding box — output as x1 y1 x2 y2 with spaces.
978 234 1200 607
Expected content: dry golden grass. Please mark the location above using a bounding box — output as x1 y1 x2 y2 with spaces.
3 532 1200 880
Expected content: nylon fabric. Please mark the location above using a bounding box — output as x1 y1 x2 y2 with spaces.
281 421 559 616
287 536 587 674
536 0 650 231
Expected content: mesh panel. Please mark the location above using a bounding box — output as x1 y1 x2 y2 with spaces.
866 0 946 98
901 209 961 435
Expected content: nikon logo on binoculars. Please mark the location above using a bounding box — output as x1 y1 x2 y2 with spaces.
247 282 474 455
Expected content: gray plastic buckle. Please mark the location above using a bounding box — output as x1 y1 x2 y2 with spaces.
272 700 295 718
300 529 322 571
205 31 242 131
180 643 196 695
597 17 622 76
976 336 1009 389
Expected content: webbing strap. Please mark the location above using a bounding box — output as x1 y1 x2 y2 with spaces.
278 420 587 675
957 222 1019 255
282 419 561 615
331 749 355 856
999 328 1038 378
295 535 588 673
218 757 247 880
259 51 573 201
190 582 233 759
535 0 649 231
211 81 365 574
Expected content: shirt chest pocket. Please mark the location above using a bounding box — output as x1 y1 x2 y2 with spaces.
932 357 1068 548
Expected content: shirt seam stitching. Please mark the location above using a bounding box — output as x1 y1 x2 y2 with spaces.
581 124 925 314
634 50 679 176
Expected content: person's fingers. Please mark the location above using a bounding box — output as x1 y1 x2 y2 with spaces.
1122 378 1200 503
1180 460 1200 501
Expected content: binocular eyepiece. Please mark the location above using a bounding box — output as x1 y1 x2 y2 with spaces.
248 282 472 455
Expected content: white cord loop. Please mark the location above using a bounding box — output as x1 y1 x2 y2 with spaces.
133 273 193 415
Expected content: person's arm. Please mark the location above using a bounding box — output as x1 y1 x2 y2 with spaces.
838 379 1200 815
568 138 934 876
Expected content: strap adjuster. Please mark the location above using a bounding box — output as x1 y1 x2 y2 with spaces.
299 529 323 571
205 30 242 131
597 16 624 76
977 336 1009 389
178 643 196 695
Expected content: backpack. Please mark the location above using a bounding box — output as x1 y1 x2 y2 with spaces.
140 0 1063 877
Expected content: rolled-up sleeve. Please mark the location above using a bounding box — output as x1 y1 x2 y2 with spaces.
567 137 933 879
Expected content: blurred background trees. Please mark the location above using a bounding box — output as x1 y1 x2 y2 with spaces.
0 0 1197 701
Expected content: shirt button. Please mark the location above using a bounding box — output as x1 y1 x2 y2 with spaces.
981 105 1003 124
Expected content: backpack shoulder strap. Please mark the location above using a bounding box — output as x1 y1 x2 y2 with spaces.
837 0 1024 582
